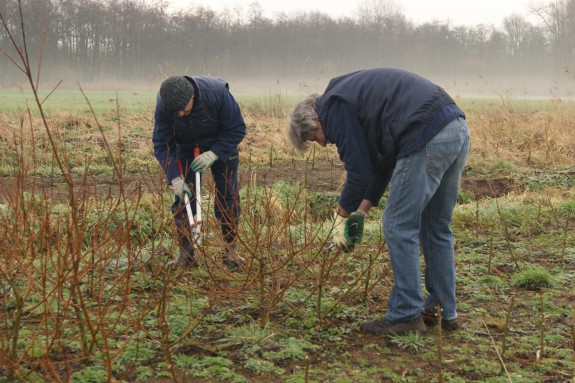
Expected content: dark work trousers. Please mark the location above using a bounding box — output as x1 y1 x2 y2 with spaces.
171 152 241 251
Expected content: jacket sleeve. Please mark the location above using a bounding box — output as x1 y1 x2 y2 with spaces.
152 93 180 183
209 89 246 162
364 168 392 207
324 101 374 212
325 101 392 211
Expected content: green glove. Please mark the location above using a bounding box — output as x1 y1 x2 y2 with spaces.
171 176 192 200
346 211 366 244
332 213 354 252
191 150 218 173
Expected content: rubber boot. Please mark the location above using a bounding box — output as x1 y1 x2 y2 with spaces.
168 214 198 269
220 220 245 269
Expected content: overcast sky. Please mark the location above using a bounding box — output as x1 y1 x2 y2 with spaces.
164 0 538 27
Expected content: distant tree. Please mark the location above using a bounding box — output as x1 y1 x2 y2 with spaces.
503 14 532 57
0 0 565 88
411 22 461 73
531 0 570 71
0 0 23 61
502 14 551 74
355 0 403 27
354 0 408 68
566 0 575 72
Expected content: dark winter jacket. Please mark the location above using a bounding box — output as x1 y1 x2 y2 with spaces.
315 68 465 212
153 76 246 183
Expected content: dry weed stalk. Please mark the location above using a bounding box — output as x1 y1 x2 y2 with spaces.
571 303 575 352
501 291 516 358
436 304 444 383
494 197 519 269
0 3 206 380
467 104 575 168
483 320 513 382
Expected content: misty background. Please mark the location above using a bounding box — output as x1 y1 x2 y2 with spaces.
1 0 574 97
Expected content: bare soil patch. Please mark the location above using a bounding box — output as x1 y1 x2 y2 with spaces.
0 161 516 201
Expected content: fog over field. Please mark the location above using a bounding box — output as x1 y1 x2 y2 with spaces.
1 0 574 98
12 72 569 101
203 73 574 99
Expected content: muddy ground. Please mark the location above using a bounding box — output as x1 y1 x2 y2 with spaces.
0 161 517 201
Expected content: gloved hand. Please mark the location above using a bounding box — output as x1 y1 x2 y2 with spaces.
346 211 366 244
171 176 192 200
332 213 354 252
191 150 218 173
332 210 367 252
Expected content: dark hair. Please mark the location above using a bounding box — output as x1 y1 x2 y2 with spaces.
159 76 195 113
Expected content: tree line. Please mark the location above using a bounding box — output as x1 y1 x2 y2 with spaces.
1 0 574 90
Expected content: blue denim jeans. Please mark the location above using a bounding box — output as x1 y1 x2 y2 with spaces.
383 117 469 322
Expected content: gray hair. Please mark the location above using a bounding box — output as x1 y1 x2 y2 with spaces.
288 93 319 152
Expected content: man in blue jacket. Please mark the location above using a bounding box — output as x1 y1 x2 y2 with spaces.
153 75 246 269
288 68 470 335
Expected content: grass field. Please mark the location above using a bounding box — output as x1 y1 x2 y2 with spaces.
1 88 574 382
1 87 572 115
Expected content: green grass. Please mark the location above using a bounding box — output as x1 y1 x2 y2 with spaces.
512 265 553 291
2 88 572 117
0 88 301 116
0 88 157 115
1 172 574 382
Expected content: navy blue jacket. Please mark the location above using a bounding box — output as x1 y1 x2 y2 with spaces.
316 68 465 212
153 76 246 183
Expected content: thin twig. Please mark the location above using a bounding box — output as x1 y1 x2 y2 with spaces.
482 320 513 382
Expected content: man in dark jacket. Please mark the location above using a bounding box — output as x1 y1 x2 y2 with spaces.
153 75 246 269
288 68 470 335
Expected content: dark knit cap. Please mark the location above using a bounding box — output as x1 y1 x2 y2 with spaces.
160 76 195 113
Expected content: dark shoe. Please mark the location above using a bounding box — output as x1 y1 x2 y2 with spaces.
422 308 459 330
222 248 245 269
360 315 426 335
